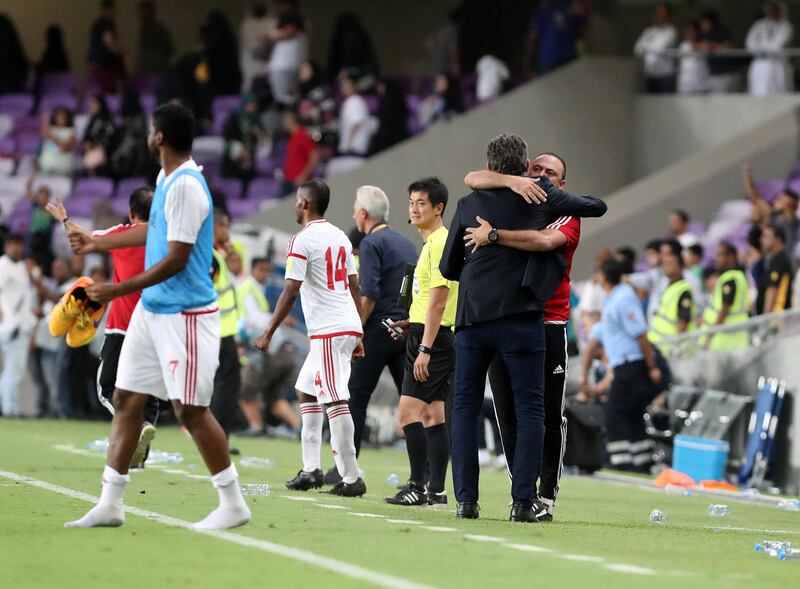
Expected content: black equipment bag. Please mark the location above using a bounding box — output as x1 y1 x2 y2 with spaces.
563 399 606 473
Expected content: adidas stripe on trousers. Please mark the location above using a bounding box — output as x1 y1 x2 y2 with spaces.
490 324 568 500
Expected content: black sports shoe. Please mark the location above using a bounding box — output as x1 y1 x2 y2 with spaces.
286 469 324 491
532 497 554 522
322 478 367 497
385 482 427 506
427 490 448 507
509 501 537 523
323 466 343 485
456 501 480 519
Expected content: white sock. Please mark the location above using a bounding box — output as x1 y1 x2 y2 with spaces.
326 405 359 484
64 465 128 528
300 402 323 472
191 463 251 531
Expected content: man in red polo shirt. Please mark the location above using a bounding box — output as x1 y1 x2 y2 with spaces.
463 152 581 522
47 187 156 468
281 110 319 197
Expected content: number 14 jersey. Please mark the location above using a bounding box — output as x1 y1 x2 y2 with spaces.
285 219 362 338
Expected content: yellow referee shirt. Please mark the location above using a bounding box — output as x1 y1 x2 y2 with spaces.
409 226 459 328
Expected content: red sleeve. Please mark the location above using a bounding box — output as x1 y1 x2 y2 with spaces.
547 216 580 246
91 223 135 238
301 132 316 156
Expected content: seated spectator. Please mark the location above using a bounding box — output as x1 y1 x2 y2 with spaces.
697 10 740 93
337 71 374 157
327 11 379 79
0 14 28 94
418 72 464 129
281 109 318 196
757 224 794 314
38 108 76 176
25 173 56 274
475 53 509 102
81 95 118 176
668 209 698 248
87 0 126 94
136 0 174 74
634 2 678 93
369 78 409 155
746 1 794 96
111 86 151 177
239 2 276 91
677 21 709 94
526 0 586 74
222 93 264 181
267 11 305 105
743 163 799 248
684 243 704 282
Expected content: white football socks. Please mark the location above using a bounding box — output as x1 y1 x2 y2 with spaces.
300 402 323 472
191 463 250 530
326 405 359 484
64 465 128 528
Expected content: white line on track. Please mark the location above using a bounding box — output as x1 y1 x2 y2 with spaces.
463 534 505 543
603 564 656 575
502 543 553 554
701 525 800 536
421 526 457 532
385 519 421 525
0 469 437 589
317 504 349 510
281 495 318 502
350 512 386 518
558 554 604 563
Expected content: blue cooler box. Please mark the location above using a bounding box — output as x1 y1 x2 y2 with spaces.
673 435 729 482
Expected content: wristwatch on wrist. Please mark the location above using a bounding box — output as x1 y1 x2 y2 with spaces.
487 228 499 244
417 344 432 355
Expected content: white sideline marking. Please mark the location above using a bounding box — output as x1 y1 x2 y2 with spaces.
603 564 656 575
422 526 457 532
702 525 800 536
386 519 421 525
350 513 386 518
502 543 552 554
464 534 505 543
282 496 318 502
558 554 604 563
0 470 437 589
318 504 349 510
53 444 99 457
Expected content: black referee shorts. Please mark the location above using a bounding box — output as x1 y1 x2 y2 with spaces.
401 324 454 404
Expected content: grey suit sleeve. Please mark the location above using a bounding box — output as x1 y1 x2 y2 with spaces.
546 184 608 218
440 198 465 281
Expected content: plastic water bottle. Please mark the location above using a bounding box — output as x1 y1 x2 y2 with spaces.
707 504 731 517
146 450 183 464
755 540 791 556
241 483 271 496
649 509 666 524
239 456 276 469
664 484 691 496
741 488 760 500
86 439 109 452
777 548 800 561
777 499 800 511
387 473 400 486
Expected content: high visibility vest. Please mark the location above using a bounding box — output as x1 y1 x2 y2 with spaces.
236 277 270 315
648 279 694 353
213 249 239 338
702 269 750 351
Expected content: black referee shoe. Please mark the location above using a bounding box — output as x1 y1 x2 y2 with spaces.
286 469 324 491
509 502 537 523
456 501 480 519
385 482 427 506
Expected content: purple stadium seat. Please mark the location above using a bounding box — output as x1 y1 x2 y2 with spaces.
364 94 380 115
131 72 158 94
140 93 156 115
755 179 785 203
226 199 261 220
416 74 435 97
0 137 16 155
211 95 241 136
785 178 800 196
460 74 478 110
63 195 97 218
193 135 225 164
72 177 114 199
13 115 40 135
210 177 243 201
0 93 34 117
41 72 78 96
16 132 41 156
256 154 281 177
110 196 131 217
687 221 705 236
115 177 149 199
39 93 79 115
245 178 279 201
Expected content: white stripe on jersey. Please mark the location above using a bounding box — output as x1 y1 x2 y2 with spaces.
547 216 572 230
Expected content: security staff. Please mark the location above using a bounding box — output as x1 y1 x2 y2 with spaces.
599 259 662 472
648 239 695 355
210 209 243 446
702 241 750 351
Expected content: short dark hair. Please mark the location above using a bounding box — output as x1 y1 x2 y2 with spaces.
534 152 567 180
601 259 626 286
347 226 365 250
672 209 690 224
486 133 528 176
129 187 152 221
765 223 787 243
51 107 74 127
687 243 704 258
718 241 738 257
299 179 331 215
661 238 683 265
251 256 270 269
214 207 230 224
748 226 762 250
5 233 24 244
616 246 636 274
702 266 719 281
407 176 449 213
658 2 673 15
152 103 195 154
645 238 663 252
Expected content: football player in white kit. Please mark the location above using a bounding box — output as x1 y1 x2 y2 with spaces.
254 180 367 496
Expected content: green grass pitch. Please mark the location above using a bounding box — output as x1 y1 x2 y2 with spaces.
1 419 799 589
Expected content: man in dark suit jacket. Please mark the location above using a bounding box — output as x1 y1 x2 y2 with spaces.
440 133 607 522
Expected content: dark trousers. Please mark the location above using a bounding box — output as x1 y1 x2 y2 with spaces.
348 320 405 455
451 312 545 504
491 324 568 500
211 335 242 437
99 333 161 425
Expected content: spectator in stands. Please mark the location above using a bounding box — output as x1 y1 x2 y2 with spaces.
110 86 150 178
337 71 374 157
746 1 794 96
267 11 306 105
702 242 750 351
81 95 118 176
577 248 613 324
616 246 637 274
684 243 704 282
747 226 765 309
634 2 678 93
743 163 800 249
668 209 698 248
37 25 70 76
327 12 380 79
701 267 719 315
136 0 174 74
677 21 710 94
758 224 794 314
418 73 464 129
426 6 462 75
0 234 37 417
647 239 696 355
203 10 242 96
697 10 740 93
239 2 276 91
475 53 509 102
0 14 28 94
25 174 56 274
281 109 318 196
526 0 586 74
296 61 335 134
222 93 264 182
87 0 125 93
38 107 76 176
369 79 409 154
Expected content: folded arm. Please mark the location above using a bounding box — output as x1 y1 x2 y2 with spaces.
464 215 566 253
